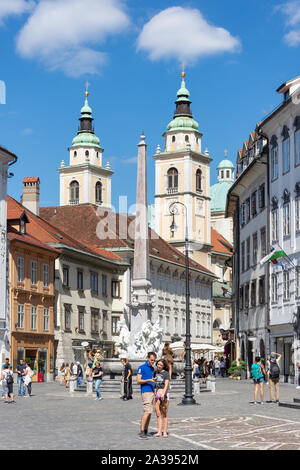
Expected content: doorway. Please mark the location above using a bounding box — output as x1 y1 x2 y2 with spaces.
25 349 38 382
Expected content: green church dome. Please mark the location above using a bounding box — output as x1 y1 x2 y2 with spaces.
210 181 234 213
167 116 199 132
72 133 100 147
217 159 235 169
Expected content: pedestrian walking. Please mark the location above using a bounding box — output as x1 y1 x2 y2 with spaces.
76 361 83 387
69 367 76 393
1 364 15 403
296 362 300 389
92 361 103 400
1 358 12 400
64 363 71 388
162 343 175 380
267 352 282 403
220 357 225 378
154 359 170 438
137 351 157 440
24 362 34 397
251 356 265 404
121 358 133 400
59 363 65 385
87 350 94 369
16 359 26 397
214 357 220 377
209 360 215 376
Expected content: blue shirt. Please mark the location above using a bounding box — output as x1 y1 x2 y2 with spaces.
137 361 154 394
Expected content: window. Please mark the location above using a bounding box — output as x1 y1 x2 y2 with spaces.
17 305 24 329
271 209 279 241
196 169 202 192
259 277 265 304
196 317 200 336
31 261 37 285
201 316 206 337
43 264 49 287
85 150 89 157
78 307 85 332
112 280 120 298
166 316 170 333
174 280 178 297
64 305 71 330
241 242 245 272
112 316 120 335
271 274 278 303
282 136 290 173
295 129 300 166
165 279 170 294
90 272 98 293
95 182 102 204
283 271 290 300
31 306 37 330
296 269 300 298
246 237 251 270
245 198 250 223
91 309 99 333
167 168 178 191
258 184 265 210
74 151 77 158
239 286 244 310
185 135 189 142
245 284 249 308
251 280 256 307
251 192 257 217
181 317 186 334
43 308 49 331
283 202 290 236
221 170 224 179
240 203 246 227
159 315 163 328
69 181 79 204
102 275 107 295
174 317 178 333
226 170 230 178
271 144 278 180
253 233 258 265
63 266 69 287
17 257 24 283
296 197 300 232
172 135 176 143
77 270 83 290
261 227 266 258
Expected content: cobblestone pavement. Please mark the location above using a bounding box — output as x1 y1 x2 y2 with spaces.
1 379 300 450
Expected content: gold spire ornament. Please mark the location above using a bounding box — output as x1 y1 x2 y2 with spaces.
224 149 228 159
181 62 186 79
85 80 90 99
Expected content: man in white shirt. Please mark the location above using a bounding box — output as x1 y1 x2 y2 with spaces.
214 357 220 377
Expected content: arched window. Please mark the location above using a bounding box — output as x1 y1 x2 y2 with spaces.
172 136 176 143
85 150 89 158
69 181 79 204
74 151 77 158
185 135 189 142
167 168 178 191
196 169 202 192
95 181 102 204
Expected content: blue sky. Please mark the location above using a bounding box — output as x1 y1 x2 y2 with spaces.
1 0 300 211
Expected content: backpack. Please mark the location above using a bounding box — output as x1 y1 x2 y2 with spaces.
251 363 262 379
194 367 200 378
269 361 280 379
6 372 14 384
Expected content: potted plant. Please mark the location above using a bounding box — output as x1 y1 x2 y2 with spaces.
228 360 247 380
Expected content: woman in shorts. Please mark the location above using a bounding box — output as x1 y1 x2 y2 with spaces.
251 356 265 404
154 359 170 438
1 364 15 403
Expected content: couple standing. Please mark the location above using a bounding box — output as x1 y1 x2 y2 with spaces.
137 352 170 440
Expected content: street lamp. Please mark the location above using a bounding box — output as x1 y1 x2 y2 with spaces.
169 201 197 405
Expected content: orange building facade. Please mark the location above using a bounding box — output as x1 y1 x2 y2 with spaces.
8 209 58 382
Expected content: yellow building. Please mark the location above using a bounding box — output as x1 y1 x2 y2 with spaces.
153 71 212 270
7 195 58 382
58 89 113 208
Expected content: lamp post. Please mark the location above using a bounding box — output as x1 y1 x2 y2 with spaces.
169 201 197 405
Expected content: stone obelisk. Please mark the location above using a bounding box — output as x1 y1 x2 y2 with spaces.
129 134 154 335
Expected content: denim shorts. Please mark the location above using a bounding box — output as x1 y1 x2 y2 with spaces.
253 377 264 384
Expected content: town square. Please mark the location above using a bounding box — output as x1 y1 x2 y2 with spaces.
0 0 300 455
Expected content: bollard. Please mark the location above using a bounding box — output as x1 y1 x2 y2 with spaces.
86 377 93 396
69 376 76 394
210 375 216 393
207 376 211 390
193 379 200 395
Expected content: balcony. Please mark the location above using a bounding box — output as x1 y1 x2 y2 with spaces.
167 187 178 194
69 200 79 205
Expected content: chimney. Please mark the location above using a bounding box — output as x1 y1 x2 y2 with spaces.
21 177 40 216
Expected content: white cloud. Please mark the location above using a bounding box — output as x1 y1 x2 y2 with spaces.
277 1 300 46
21 127 33 135
0 0 34 24
137 7 240 63
16 0 130 76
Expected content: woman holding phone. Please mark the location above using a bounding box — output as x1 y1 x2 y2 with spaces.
154 359 170 438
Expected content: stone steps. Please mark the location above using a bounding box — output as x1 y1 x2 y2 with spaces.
279 398 300 409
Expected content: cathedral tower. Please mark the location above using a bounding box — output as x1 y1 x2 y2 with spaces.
58 88 113 207
153 71 212 269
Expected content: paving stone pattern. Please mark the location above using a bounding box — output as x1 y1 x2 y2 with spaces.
1 379 300 450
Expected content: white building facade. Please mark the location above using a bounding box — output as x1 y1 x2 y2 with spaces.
260 76 300 382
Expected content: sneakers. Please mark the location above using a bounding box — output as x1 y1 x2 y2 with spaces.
138 432 149 440
260 401 264 405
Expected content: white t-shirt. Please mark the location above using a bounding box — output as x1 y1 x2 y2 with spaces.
1 369 13 384
214 360 220 368
72 364 78 375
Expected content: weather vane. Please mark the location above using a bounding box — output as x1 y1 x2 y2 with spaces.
181 62 185 79
225 149 228 159
85 80 90 99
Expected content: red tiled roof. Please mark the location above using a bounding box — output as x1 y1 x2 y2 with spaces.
7 197 124 264
211 228 232 256
7 225 59 255
23 177 40 183
40 204 215 277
